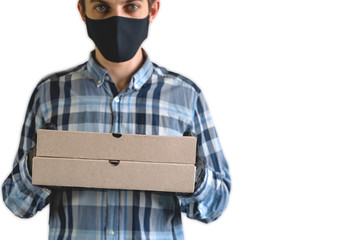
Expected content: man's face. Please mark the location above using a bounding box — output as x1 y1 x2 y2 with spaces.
83 0 150 20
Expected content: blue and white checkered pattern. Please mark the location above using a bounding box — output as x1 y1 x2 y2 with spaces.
2 52 231 240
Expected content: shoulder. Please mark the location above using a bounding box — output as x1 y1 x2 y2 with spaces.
35 61 88 89
151 62 202 95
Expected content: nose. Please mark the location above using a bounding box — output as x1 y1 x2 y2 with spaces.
113 5 124 17
102 5 124 18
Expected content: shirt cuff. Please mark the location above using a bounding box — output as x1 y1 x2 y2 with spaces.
178 167 214 204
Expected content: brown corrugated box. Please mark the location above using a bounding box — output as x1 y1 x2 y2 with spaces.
32 130 197 193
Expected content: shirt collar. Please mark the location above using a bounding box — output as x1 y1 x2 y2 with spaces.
86 50 154 91
130 51 153 91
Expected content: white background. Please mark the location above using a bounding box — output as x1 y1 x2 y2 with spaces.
1 0 360 239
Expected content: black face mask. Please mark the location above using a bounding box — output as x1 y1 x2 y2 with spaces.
85 15 149 63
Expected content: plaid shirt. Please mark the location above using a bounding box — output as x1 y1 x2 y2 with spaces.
2 52 231 240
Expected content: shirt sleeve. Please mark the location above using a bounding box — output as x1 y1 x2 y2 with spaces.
178 91 231 223
2 85 51 218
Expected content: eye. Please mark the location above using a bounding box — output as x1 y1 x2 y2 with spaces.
95 4 109 13
127 4 139 11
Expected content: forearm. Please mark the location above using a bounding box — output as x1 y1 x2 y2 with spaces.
178 165 231 223
2 153 51 218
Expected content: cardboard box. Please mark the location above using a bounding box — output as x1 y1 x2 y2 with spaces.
32 130 197 193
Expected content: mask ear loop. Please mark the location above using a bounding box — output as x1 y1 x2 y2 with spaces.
84 14 94 22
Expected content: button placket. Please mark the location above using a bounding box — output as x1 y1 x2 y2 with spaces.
106 190 119 240
112 94 123 135
108 230 115 236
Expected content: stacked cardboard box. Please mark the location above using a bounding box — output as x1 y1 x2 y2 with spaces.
32 130 197 193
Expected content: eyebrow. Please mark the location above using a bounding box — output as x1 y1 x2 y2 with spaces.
89 0 144 3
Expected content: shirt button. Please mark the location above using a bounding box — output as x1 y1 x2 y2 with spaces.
114 97 120 103
108 230 115 236
105 75 110 81
97 80 102 85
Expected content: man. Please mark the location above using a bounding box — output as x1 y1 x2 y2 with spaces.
2 0 231 239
